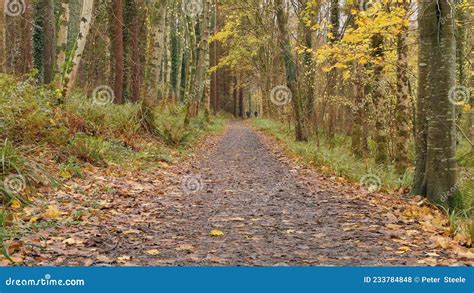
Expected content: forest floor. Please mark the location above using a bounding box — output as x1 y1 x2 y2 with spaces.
11 121 473 266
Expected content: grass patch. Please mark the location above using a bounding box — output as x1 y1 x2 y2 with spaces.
0 75 229 261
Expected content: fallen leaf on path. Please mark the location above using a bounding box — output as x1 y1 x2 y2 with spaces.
11 199 21 209
123 229 140 235
145 249 161 256
210 229 224 237
432 236 452 249
96 255 113 263
62 238 82 245
43 205 62 219
117 255 131 262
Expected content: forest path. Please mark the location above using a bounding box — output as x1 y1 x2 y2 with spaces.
25 121 471 266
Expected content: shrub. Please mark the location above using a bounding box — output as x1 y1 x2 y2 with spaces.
58 157 84 179
63 94 142 142
151 105 193 146
68 133 109 165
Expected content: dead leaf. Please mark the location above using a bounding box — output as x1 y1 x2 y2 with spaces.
96 255 112 263
62 238 82 245
117 255 131 262
210 229 224 237
145 249 161 256
43 205 62 220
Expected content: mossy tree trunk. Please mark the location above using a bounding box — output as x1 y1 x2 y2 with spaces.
413 0 458 206
275 0 308 142
62 0 94 97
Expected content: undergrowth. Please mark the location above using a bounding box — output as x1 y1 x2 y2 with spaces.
0 74 227 261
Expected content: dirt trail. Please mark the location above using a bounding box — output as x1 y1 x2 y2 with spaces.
24 121 472 266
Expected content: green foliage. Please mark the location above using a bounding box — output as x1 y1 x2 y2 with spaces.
58 157 84 179
0 140 24 176
63 94 142 141
151 105 194 146
0 75 58 144
68 133 109 165
0 140 27 204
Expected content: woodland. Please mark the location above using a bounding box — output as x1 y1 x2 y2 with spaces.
0 0 472 265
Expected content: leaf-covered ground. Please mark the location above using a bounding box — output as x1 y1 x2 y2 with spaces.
6 122 473 266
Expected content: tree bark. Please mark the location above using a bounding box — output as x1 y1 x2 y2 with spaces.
130 0 142 102
371 33 389 163
147 0 167 100
56 0 69 77
395 0 411 172
185 0 211 124
413 0 458 206
0 0 6 72
62 0 94 97
43 0 55 84
113 0 124 103
275 0 307 141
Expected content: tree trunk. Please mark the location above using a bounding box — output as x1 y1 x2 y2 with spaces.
275 0 307 141
351 63 365 156
55 0 69 77
327 0 339 139
130 0 142 102
233 75 238 117
394 0 411 172
43 0 55 84
62 0 94 97
0 0 6 72
239 82 244 118
185 0 211 124
113 0 124 103
413 0 458 206
371 33 388 163
147 0 167 100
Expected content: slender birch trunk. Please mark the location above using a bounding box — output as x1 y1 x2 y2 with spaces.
55 0 69 76
62 0 94 97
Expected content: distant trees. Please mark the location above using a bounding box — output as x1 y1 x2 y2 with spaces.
209 0 469 209
0 0 469 208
